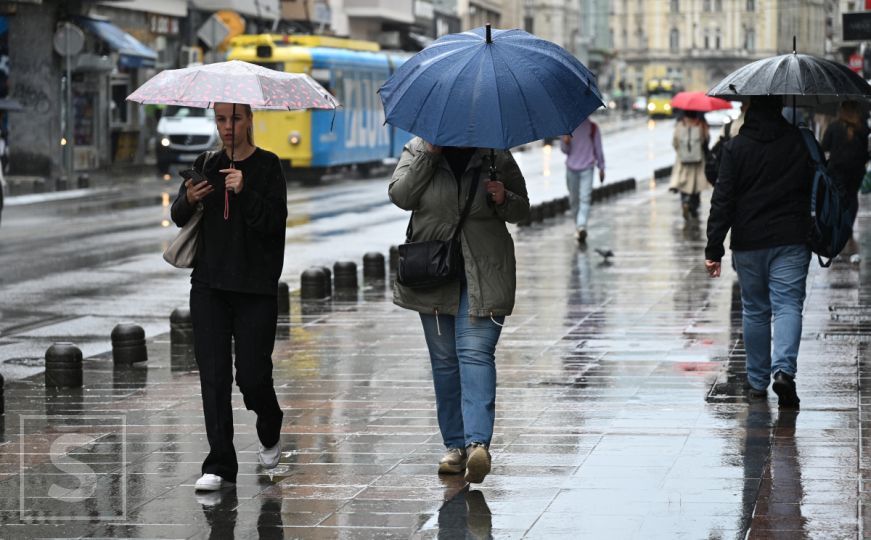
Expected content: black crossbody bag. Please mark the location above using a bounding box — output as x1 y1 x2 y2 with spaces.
397 167 481 289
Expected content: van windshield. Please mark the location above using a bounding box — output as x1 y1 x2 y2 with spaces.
164 106 213 118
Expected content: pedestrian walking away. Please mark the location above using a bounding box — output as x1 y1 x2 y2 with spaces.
560 118 605 243
704 95 814 409
170 102 288 492
388 137 530 484
670 111 710 221
821 100 869 261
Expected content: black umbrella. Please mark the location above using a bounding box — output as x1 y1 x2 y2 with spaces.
707 42 871 106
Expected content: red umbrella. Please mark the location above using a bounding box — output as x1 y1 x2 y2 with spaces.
670 91 731 112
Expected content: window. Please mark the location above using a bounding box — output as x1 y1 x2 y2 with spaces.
714 0 722 10
670 0 679 12
745 28 756 50
703 0 711 11
715 29 721 49
704 31 710 49
746 0 755 10
670 28 679 51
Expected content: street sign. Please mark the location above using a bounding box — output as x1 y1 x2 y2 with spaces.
52 23 84 57
197 15 230 50
843 12 871 41
850 52 863 73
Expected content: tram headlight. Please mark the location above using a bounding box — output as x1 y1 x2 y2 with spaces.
664 104 672 111
647 103 655 111
288 131 301 145
160 137 171 147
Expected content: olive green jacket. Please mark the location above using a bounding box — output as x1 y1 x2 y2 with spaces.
388 138 530 317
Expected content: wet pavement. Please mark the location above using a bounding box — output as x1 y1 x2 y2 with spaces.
3 126 868 538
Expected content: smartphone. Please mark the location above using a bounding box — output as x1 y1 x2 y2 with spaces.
180 169 206 185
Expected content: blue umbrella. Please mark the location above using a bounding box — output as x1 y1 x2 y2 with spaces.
379 25 604 150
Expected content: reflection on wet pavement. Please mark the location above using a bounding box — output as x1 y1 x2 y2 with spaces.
0 178 868 538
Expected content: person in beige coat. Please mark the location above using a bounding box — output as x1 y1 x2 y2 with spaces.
670 111 710 221
388 137 529 484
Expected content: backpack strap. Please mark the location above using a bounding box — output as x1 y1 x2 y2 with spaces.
798 127 834 267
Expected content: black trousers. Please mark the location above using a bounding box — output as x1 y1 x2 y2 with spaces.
190 284 284 482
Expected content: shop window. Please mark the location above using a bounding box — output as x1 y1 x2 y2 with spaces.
110 77 130 126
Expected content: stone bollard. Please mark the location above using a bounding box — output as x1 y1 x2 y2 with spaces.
77 174 90 189
542 201 555 219
301 267 328 300
45 343 83 388
388 245 400 274
169 308 195 370
529 204 543 223
333 261 358 291
319 266 333 297
170 308 193 345
277 282 290 314
363 252 386 281
111 324 147 365
55 176 68 192
0 372 4 415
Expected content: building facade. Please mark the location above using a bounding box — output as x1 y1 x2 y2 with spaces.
610 0 826 96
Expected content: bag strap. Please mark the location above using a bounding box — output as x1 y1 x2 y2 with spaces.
798 127 834 267
405 166 482 242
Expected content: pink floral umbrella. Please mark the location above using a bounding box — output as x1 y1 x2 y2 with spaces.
126 60 339 110
127 60 339 219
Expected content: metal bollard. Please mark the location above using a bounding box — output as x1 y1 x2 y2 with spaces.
77 174 90 189
388 245 400 274
111 324 147 365
301 267 328 300
277 282 290 314
45 343 83 388
0 372 4 415
363 252 386 281
333 261 358 291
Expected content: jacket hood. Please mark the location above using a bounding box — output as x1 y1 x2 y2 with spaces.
738 106 792 142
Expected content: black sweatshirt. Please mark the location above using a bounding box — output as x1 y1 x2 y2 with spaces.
705 107 814 262
170 148 287 296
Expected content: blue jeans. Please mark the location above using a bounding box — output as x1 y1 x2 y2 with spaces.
419 283 504 448
732 245 811 391
566 166 594 229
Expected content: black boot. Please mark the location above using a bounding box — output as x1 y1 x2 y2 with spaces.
772 371 800 409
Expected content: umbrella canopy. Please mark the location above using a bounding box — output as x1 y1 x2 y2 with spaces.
707 53 871 105
0 98 23 112
379 25 604 150
126 60 339 110
670 91 731 112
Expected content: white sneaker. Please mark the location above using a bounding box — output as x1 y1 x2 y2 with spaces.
258 443 281 469
194 473 234 491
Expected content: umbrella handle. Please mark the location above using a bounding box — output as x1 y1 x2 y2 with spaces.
488 148 498 182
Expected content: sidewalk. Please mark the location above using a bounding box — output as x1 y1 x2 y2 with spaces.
0 178 867 538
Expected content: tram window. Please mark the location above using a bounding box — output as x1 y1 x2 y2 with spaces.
310 68 334 97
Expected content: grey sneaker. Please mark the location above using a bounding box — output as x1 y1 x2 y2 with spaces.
464 443 491 484
438 447 467 474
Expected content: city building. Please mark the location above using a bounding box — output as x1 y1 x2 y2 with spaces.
610 0 827 96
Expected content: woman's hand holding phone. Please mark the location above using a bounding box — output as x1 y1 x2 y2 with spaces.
182 169 213 205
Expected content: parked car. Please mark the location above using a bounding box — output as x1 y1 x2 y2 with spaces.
155 106 219 174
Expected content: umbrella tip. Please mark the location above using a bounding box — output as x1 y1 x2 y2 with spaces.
792 35 796 54
486 23 492 44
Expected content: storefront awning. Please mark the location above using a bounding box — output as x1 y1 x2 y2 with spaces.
75 17 158 69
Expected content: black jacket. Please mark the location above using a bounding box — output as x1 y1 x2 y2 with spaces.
821 119 869 199
171 148 287 296
705 107 814 261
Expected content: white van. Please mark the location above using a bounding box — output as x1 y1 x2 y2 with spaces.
156 106 219 174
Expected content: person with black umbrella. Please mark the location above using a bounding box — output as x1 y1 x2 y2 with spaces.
704 96 814 409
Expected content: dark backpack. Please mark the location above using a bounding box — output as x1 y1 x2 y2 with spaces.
799 127 856 267
704 122 731 185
